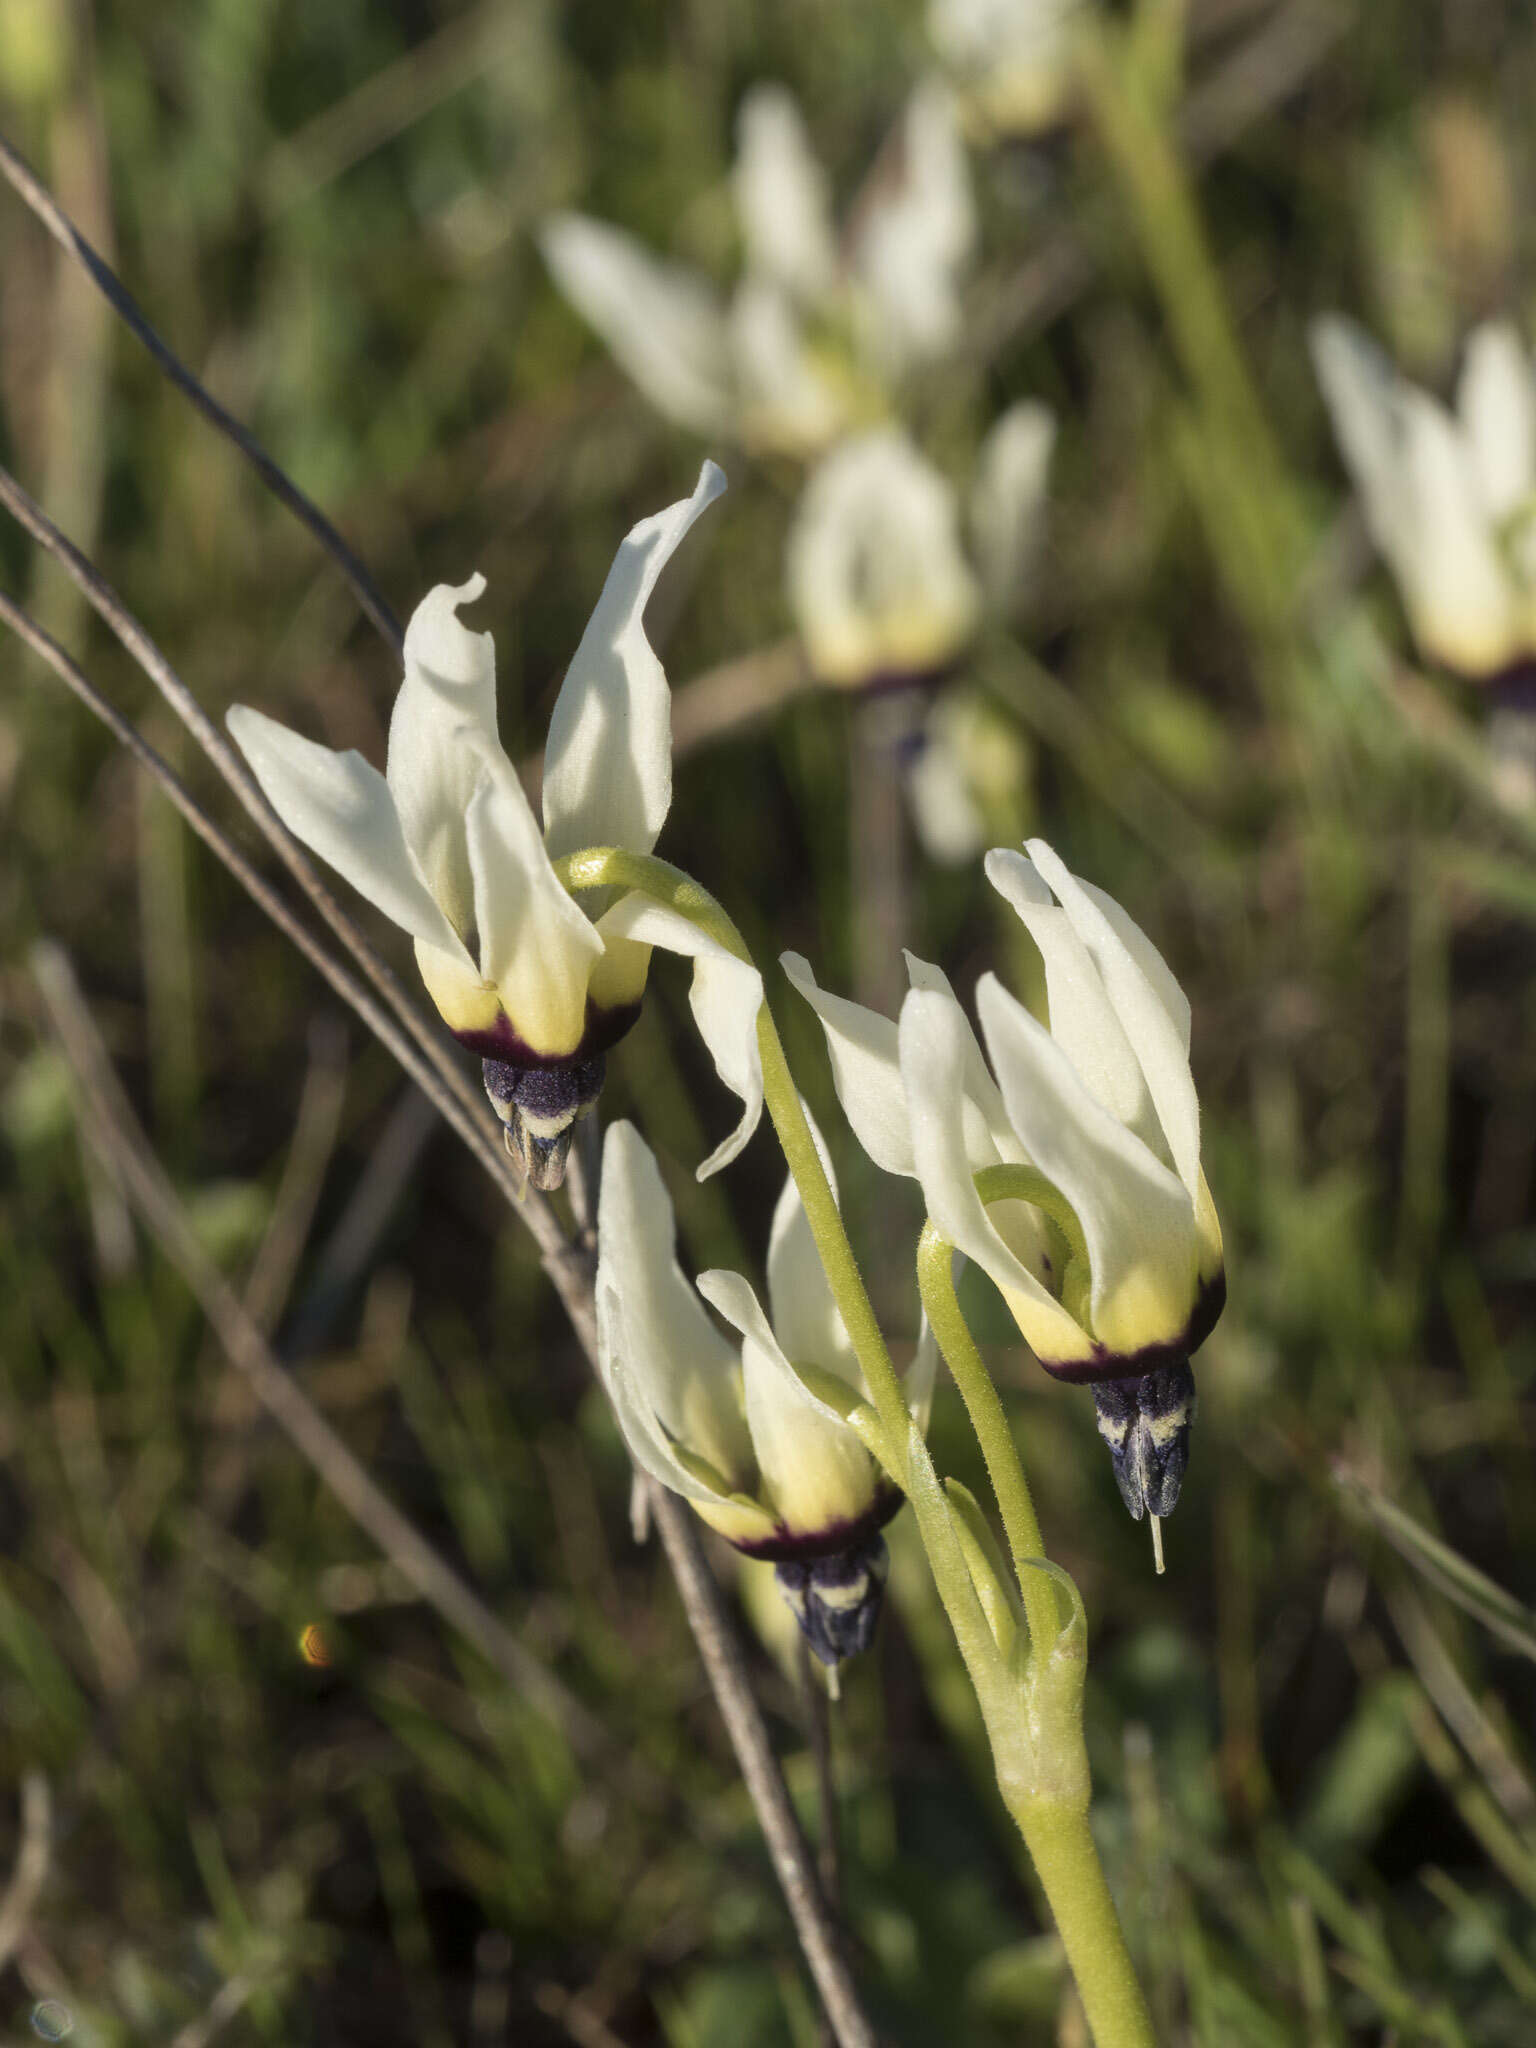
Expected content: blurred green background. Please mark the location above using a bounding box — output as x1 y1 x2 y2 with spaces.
3 0 1536 2041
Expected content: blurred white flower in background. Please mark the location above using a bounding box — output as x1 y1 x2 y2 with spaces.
1311 315 1536 682
541 80 975 457
787 407 1055 690
928 0 1085 141
786 407 1054 863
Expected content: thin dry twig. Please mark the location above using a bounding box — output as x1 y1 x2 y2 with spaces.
1 141 882 2047
242 1016 350 1335
0 126 401 653
0 1773 51 1973
33 939 602 1754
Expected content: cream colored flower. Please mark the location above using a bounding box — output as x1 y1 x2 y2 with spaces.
596 1120 935 1662
1312 315 1536 679
929 0 1085 141
786 405 1055 693
228 465 765 1188
785 841 1224 1516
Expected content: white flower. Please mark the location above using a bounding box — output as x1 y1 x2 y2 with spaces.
228 463 766 1187
786 405 1055 694
540 82 975 458
929 0 1085 141
784 839 1224 1385
1311 315 1536 680
596 1119 935 1661
904 687 1030 867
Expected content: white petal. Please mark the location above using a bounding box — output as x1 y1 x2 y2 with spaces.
1457 322 1536 524
970 399 1056 610
539 213 734 436
463 748 603 1058
849 81 975 373
901 950 1014 1158
732 85 839 306
697 1269 878 1534
782 952 914 1176
1396 387 1521 675
765 1113 860 1392
899 986 1087 1356
598 895 764 1178
786 429 980 688
1019 840 1201 1195
985 847 1153 1143
730 281 847 456
1311 315 1408 556
227 705 470 965
904 711 987 866
1073 878 1191 1053
389 575 499 936
543 462 727 863
1312 315 1518 675
977 973 1201 1358
597 1122 753 1490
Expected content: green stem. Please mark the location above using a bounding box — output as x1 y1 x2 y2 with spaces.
916 1221 1058 1659
559 844 1156 2048
1012 1801 1157 2048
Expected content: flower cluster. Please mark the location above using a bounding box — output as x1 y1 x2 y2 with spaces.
542 83 974 460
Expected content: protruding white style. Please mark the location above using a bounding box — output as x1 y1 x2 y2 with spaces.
928 0 1085 140
228 465 761 1177
1311 315 1536 679
595 1120 935 1554
541 81 976 457
785 841 1225 1381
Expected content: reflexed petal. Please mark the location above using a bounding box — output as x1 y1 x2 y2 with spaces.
731 281 847 456
1074 877 1191 1053
598 1122 753 1487
1396 387 1521 675
904 711 986 866
985 848 1155 1146
1021 841 1200 1190
599 895 764 1178
782 952 914 1175
766 1114 861 1393
900 986 1091 1363
1312 315 1519 675
389 575 500 935
850 82 975 372
698 1269 879 1535
787 429 980 687
539 214 734 435
977 973 1201 1358
970 399 1056 609
1457 322 1536 524
464 748 603 1058
1310 315 1408 558
929 0 1081 140
543 462 727 862
595 1263 729 1505
901 950 1014 1159
733 85 839 306
227 705 470 965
